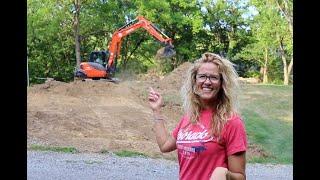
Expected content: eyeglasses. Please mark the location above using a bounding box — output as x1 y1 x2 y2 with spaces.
196 74 220 83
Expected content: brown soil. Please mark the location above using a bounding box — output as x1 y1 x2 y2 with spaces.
27 62 265 161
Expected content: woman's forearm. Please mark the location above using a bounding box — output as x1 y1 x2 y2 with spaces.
153 111 169 152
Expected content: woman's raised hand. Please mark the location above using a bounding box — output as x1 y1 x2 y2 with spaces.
148 87 163 112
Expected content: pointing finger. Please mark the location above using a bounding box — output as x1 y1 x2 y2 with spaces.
149 87 155 93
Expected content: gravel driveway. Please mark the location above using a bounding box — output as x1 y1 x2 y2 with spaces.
27 151 292 180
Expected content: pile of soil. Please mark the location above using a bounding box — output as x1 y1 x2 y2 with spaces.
159 62 193 90
28 62 265 161
27 78 179 160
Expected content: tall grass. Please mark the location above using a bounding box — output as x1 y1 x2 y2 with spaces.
240 84 293 164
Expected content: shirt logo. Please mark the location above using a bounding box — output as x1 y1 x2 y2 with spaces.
176 123 216 159
177 129 214 143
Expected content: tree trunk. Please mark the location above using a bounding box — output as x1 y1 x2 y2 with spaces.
288 56 293 82
275 0 293 85
27 56 29 87
73 0 81 69
263 48 268 84
281 54 289 85
279 37 293 85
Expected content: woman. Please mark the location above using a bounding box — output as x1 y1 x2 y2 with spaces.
148 52 247 180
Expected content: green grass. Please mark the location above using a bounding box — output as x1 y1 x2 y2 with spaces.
240 84 293 164
114 150 148 158
29 144 78 153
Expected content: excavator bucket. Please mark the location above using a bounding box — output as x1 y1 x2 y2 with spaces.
156 44 176 59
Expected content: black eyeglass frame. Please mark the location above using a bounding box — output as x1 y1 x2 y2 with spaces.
195 74 221 83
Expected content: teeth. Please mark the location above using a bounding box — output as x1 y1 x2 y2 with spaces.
202 87 212 91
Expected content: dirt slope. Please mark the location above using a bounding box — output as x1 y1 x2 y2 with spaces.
27 63 193 160
27 62 262 161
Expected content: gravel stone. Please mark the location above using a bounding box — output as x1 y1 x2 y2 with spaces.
27 151 292 180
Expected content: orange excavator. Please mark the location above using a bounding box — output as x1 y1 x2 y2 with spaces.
75 16 176 81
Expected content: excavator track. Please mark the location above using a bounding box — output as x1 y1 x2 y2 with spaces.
76 77 120 84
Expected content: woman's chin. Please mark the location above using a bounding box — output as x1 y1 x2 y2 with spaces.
200 94 214 100
199 90 219 100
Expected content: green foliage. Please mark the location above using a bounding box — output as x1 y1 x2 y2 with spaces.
235 0 292 84
28 0 76 84
233 58 260 78
244 70 260 78
200 0 252 57
27 0 291 85
268 57 284 84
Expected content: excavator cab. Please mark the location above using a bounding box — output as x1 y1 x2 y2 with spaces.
88 51 109 67
75 51 110 80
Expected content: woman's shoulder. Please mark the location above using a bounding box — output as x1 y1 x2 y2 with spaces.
221 114 246 137
225 113 245 127
177 113 190 124
182 113 194 124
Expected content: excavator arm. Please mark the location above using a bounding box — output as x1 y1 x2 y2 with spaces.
106 16 175 73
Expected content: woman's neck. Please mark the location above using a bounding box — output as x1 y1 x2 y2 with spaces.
201 99 218 110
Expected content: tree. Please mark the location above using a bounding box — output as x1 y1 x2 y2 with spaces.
28 0 76 83
28 0 290 85
236 0 292 84
73 0 81 69
201 0 252 58
133 0 205 72
275 0 293 85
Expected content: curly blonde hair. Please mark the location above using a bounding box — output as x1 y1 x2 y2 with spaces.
180 52 240 136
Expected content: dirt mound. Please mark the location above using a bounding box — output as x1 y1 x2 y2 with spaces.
28 62 264 161
159 62 193 91
28 79 179 160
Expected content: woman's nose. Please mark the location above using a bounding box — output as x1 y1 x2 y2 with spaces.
203 78 212 84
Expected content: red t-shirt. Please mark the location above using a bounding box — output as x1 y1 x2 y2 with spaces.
172 109 247 180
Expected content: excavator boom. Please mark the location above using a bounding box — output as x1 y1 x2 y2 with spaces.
75 16 175 81
106 16 175 73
